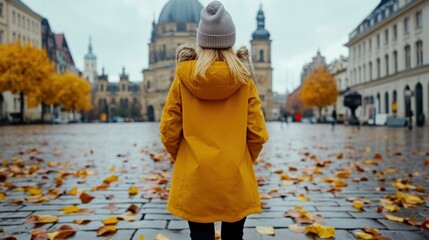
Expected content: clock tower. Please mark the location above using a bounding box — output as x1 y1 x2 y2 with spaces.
251 4 273 120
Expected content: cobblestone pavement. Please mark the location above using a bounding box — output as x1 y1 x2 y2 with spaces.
0 123 428 240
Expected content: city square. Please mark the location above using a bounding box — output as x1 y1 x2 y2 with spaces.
1 0 429 239
0 123 428 239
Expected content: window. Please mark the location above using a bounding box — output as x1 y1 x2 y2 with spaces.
385 55 389 76
369 61 373 80
363 64 366 82
27 19 30 30
377 34 380 48
13 11 15 24
385 29 389 44
17 13 20 26
12 32 16 41
385 92 389 114
404 17 409 34
377 58 381 78
416 41 423 66
393 51 398 72
260 95 265 101
0 2 3 17
147 81 151 89
416 11 422 29
177 23 186 32
393 24 397 40
358 67 361 82
358 45 361 58
0 30 3 43
369 39 372 52
405 45 411 69
122 85 125 92
259 49 264 62
23 16 25 28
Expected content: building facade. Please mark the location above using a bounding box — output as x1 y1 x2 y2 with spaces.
346 0 428 126
0 0 43 122
328 56 349 122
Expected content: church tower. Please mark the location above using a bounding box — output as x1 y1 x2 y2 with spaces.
251 5 273 120
83 37 98 83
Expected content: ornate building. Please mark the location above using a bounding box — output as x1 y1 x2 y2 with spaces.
90 0 274 122
83 37 97 83
346 0 428 126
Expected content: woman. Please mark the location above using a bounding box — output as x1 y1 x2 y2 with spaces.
159 1 269 239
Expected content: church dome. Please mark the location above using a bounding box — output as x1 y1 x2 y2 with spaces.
252 7 270 40
158 0 203 24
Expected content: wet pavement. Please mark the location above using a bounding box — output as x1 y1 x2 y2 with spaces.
0 122 428 240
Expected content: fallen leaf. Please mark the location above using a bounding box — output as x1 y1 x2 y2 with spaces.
297 194 310 202
354 231 373 239
353 200 364 211
139 236 145 240
154 233 171 240
118 211 136 222
385 214 404 222
102 216 119 225
61 205 79 214
103 175 119 184
374 153 383 160
31 215 59 224
396 191 424 205
72 219 91 225
305 223 335 239
129 186 138 196
47 225 77 240
363 227 380 235
79 192 95 204
29 229 48 240
274 169 284 174
127 204 139 214
255 226 275 236
97 225 117 236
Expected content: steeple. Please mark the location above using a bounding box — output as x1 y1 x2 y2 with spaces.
151 15 157 43
85 36 97 60
252 5 270 40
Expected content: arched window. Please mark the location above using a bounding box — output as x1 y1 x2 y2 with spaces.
147 81 151 89
259 49 264 62
385 92 389 114
100 84 104 92
377 93 381 113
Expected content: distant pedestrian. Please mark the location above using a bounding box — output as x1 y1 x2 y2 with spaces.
331 108 337 131
159 1 269 240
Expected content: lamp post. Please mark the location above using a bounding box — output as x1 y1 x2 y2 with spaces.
404 89 414 130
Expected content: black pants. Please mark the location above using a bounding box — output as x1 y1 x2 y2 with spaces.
188 217 246 240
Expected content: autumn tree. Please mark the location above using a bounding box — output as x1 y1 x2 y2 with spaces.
57 73 92 120
300 67 338 120
28 74 63 123
0 42 55 123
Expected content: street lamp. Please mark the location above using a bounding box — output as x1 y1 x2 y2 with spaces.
404 89 414 130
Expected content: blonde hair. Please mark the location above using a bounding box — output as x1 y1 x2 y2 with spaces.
195 47 251 84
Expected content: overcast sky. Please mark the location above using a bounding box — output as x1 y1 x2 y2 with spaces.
25 0 379 94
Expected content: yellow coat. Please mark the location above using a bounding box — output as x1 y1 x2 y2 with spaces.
160 58 269 223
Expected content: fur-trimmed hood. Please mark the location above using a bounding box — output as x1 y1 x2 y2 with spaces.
174 45 254 100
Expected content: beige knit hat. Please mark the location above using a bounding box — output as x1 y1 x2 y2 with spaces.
197 1 236 49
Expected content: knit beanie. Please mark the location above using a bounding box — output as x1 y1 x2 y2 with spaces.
197 1 236 49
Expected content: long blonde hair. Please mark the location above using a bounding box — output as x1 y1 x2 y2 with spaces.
195 47 251 84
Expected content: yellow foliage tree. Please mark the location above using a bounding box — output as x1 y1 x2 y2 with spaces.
300 67 338 119
57 73 92 120
27 74 64 122
0 42 55 123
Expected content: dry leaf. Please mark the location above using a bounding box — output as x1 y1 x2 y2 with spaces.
385 214 404 222
154 233 171 240
79 192 95 204
353 200 364 211
396 191 424 205
354 231 373 239
102 216 119 225
32 215 58 223
118 211 136 222
127 204 139 214
274 169 284 174
0 236 18 240
255 226 275 236
139 236 145 240
288 224 306 233
297 194 310 202
103 175 119 184
305 223 335 239
72 219 91 225
97 225 117 236
47 225 77 240
363 227 380 235
61 205 79 214
29 228 48 240
129 186 138 196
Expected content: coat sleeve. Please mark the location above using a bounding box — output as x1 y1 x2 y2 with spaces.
247 80 269 162
159 76 182 160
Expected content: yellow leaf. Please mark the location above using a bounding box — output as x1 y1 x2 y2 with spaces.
109 167 116 172
280 174 291 180
305 223 335 239
353 200 363 211
103 175 118 183
331 178 348 187
255 226 275 236
274 169 284 174
61 205 79 214
354 231 373 239
97 225 117 236
102 216 119 225
139 235 145 240
34 215 59 223
69 187 78 196
154 233 171 240
396 191 424 205
385 214 404 222
47 161 58 167
300 210 313 221
72 219 91 225
297 194 310 202
118 211 136 222
0 192 4 201
129 186 138 196
28 188 42 196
